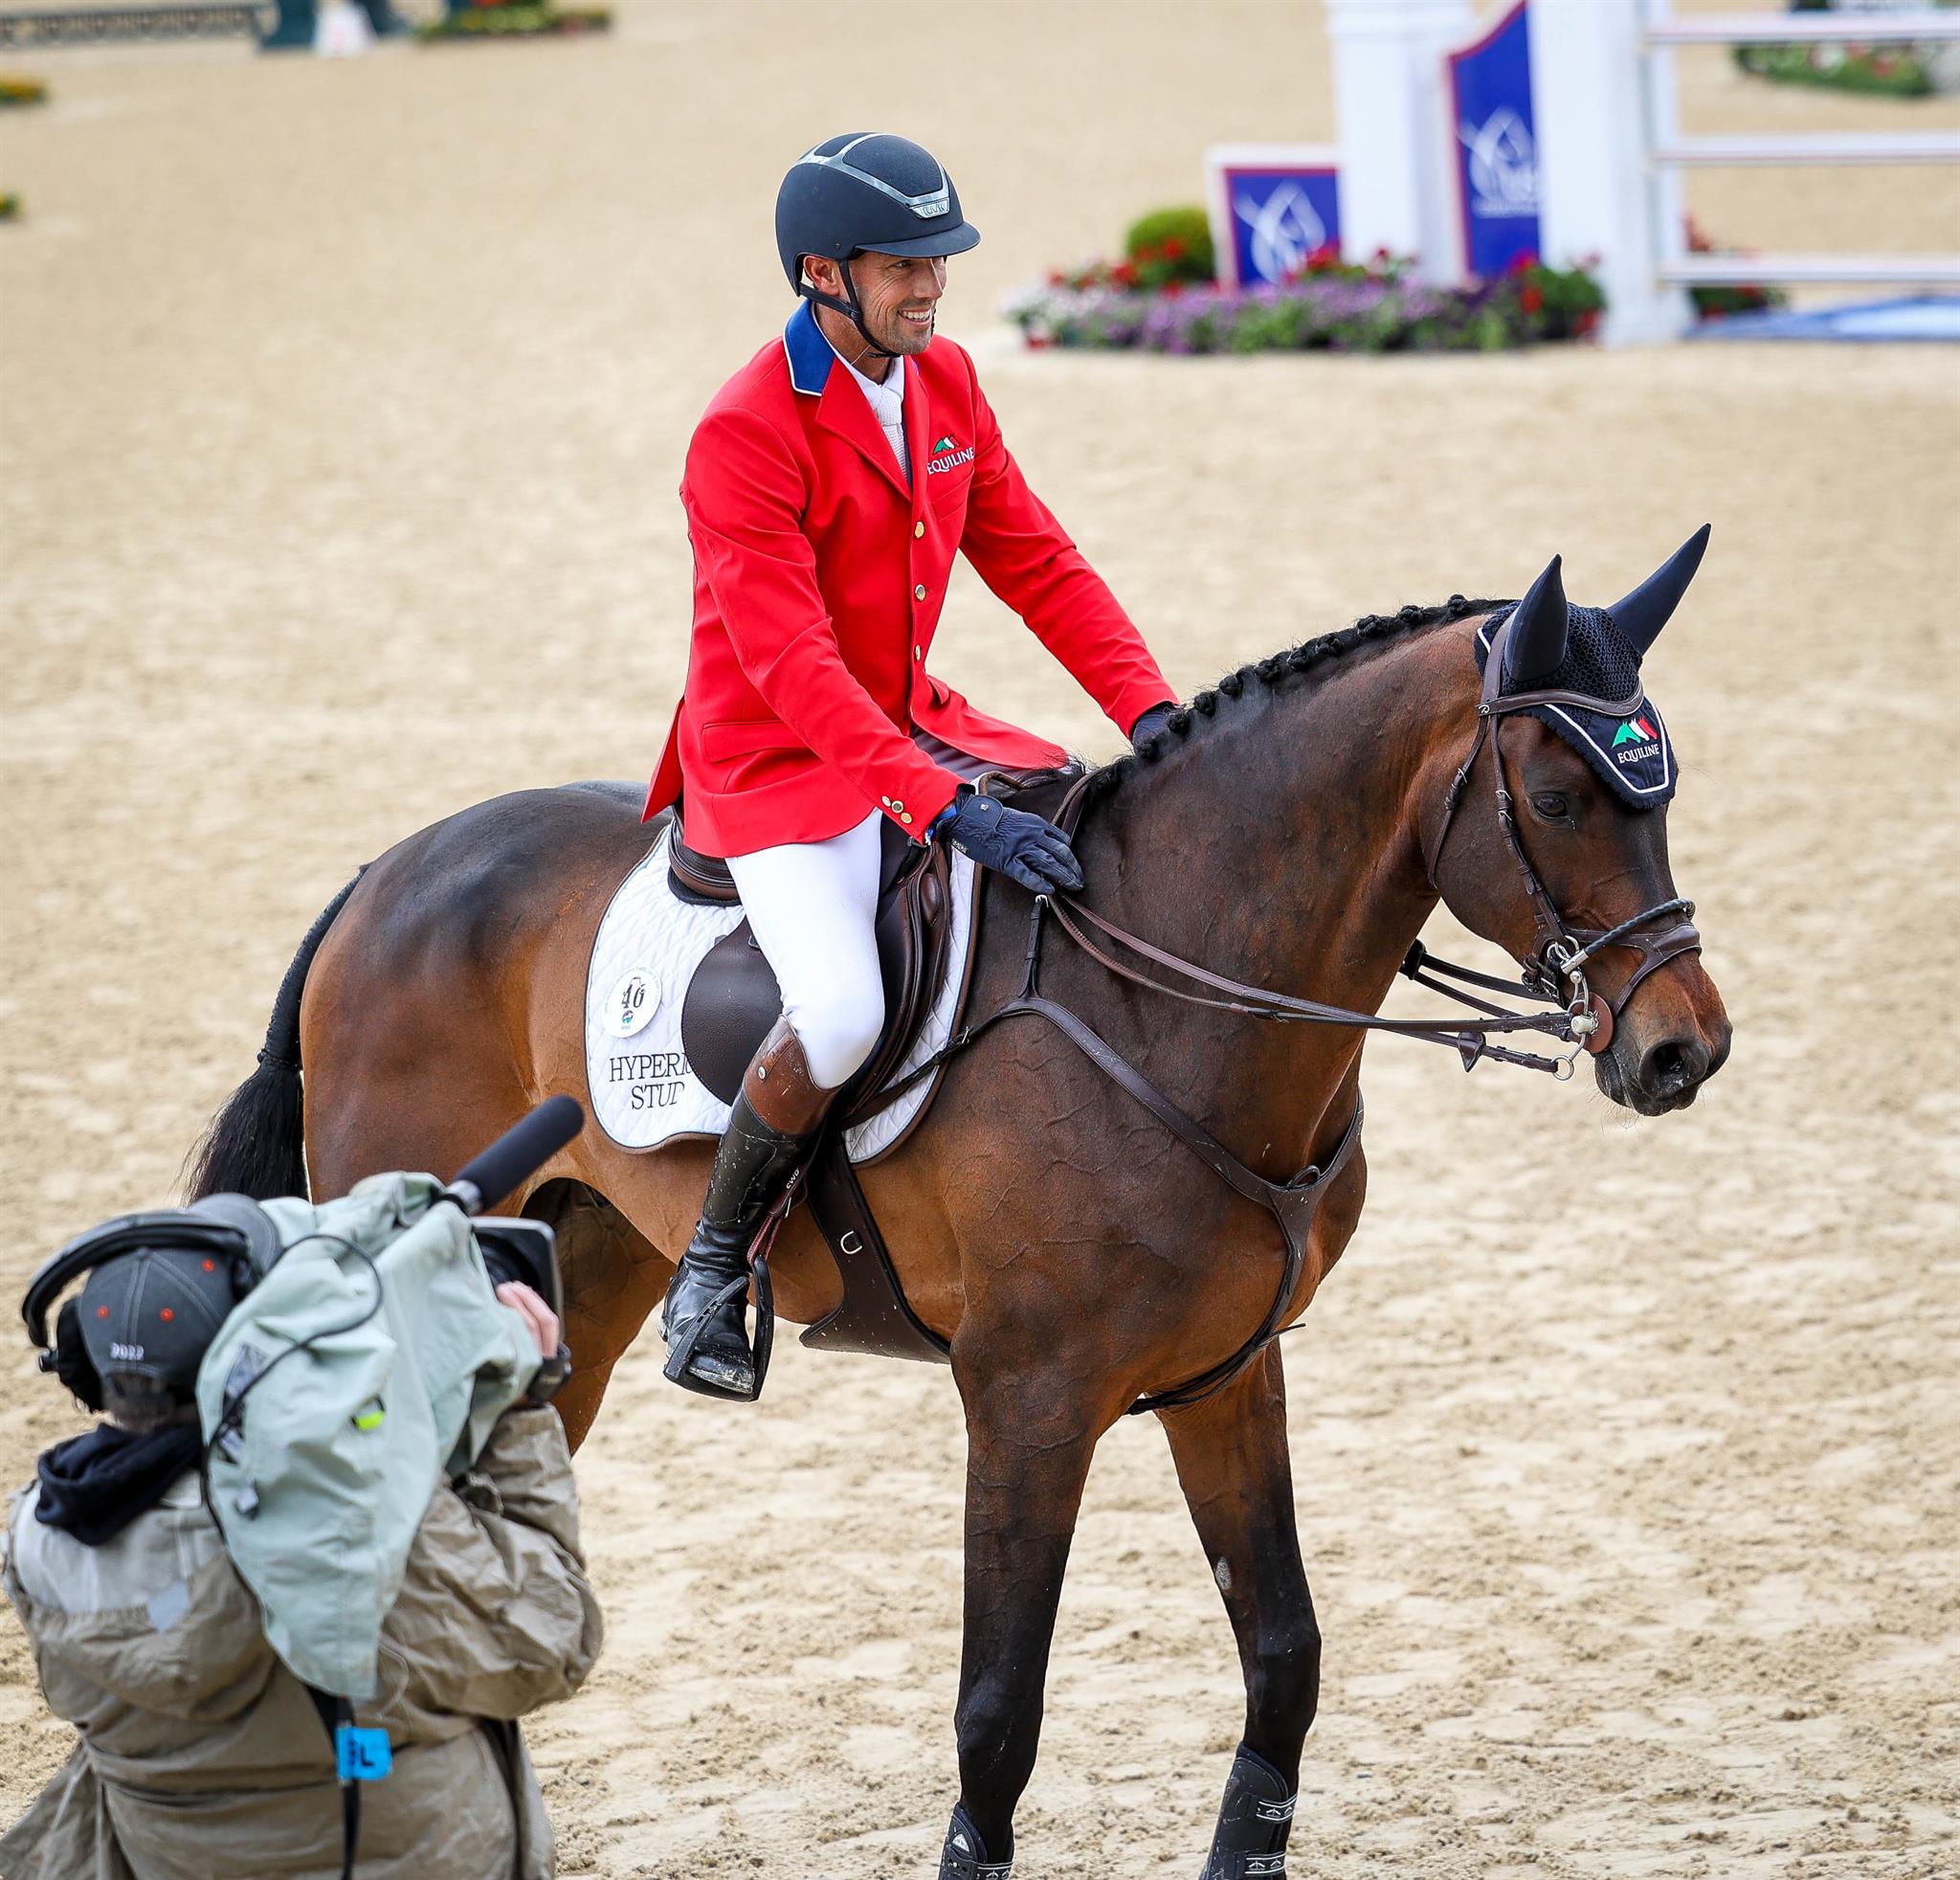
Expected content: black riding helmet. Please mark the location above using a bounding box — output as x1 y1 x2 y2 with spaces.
775 133 981 357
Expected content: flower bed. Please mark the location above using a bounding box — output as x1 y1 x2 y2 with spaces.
416 3 610 39
1005 247 1604 354
1735 0 1959 101
1683 216 1788 323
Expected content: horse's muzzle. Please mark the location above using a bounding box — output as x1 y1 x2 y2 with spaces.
1595 1018 1730 1115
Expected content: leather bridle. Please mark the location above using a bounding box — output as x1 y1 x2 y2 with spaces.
1037 615 1702 1076
1418 615 1702 1059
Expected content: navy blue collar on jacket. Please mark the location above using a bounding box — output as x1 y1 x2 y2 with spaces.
783 299 836 396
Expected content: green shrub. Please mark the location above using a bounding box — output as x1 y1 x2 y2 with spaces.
416 4 610 38
0 74 49 106
0 192 21 221
1122 205 1215 288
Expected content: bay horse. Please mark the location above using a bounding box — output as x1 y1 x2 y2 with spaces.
186 553 1730 1874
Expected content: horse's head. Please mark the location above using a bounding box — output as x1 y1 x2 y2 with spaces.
1423 531 1731 1115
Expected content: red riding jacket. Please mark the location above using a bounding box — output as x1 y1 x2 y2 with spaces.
642 302 1172 857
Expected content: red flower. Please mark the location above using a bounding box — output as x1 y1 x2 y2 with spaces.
1576 309 1600 337
1111 259 1140 288
1047 269 1068 287
1161 236 1185 259
1507 249 1539 276
1372 244 1392 263
1160 280 1186 299
1520 284 1545 314
1305 240 1341 275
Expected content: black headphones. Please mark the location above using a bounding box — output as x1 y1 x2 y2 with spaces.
22 1202 271 1413
25 1194 569 1414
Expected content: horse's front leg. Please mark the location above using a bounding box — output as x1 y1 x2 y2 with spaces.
1159 1345 1317 1878
940 1355 1108 1876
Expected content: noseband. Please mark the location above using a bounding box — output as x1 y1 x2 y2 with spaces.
1418 616 1702 1057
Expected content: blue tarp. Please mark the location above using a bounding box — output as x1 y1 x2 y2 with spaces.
1690 296 1960 344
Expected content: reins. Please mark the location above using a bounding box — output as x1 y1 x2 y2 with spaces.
876 614 1703 1414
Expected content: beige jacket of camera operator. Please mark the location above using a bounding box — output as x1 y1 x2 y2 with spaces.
0 1405 603 1880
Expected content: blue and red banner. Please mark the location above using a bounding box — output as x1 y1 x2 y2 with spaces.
1448 0 1542 280
1208 149 1343 289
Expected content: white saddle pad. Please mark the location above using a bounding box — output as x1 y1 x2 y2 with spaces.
584 826 977 1164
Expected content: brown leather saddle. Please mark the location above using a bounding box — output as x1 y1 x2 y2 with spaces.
659 805 969 1365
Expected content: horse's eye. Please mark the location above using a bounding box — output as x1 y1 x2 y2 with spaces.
1531 794 1570 822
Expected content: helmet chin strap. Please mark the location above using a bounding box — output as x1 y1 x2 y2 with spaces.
802 257 898 364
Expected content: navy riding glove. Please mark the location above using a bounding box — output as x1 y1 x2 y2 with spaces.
1130 701 1179 751
931 788 1083 896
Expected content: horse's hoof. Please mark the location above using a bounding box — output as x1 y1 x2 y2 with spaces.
937 1802 1012 1878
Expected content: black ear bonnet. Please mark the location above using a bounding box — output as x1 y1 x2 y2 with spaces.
1473 603 1675 808
1471 527 1710 810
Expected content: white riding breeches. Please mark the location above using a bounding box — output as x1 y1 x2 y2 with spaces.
724 808 886 1091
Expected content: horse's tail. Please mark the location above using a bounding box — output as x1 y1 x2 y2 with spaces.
182 872 364 1202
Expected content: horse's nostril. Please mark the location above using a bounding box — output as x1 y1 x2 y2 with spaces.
1641 1037 1704 1094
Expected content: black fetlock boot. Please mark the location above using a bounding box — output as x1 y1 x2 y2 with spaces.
661 1018 834 1401
938 1802 1013 1879
1200 1744 1296 1878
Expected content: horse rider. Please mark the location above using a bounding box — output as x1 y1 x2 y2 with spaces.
643 131 1178 1401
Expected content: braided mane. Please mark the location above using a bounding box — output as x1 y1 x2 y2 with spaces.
1080 593 1511 804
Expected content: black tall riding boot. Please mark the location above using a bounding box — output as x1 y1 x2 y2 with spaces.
660 1018 835 1400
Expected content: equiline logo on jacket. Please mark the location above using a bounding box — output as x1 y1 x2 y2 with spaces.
927 435 974 474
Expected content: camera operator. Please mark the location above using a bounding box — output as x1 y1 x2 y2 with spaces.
1 1229 603 1880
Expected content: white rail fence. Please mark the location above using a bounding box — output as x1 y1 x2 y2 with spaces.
1316 0 1960 344
1640 1 1960 304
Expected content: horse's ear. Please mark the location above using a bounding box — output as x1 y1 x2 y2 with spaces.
1611 524 1711 654
1502 555 1570 687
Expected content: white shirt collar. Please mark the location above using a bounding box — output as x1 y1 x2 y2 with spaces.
830 336 908 478
837 344 904 419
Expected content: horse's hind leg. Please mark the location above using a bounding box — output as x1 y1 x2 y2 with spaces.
1159 1346 1317 1877
521 1176 672 1451
944 1362 1105 1872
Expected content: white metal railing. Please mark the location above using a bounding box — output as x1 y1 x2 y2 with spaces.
1662 252 1960 284
1641 0 1960 292
1654 131 1960 165
1645 11 1960 46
